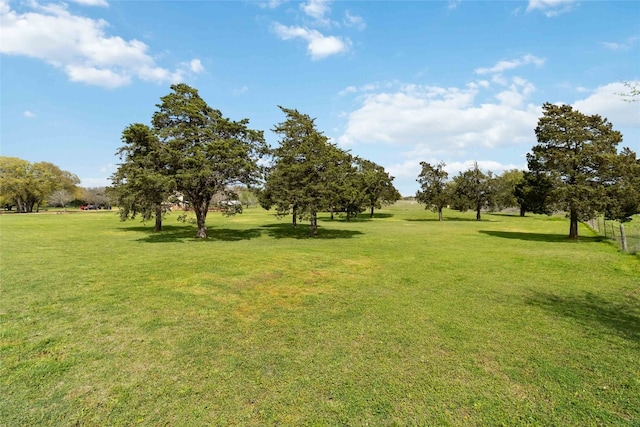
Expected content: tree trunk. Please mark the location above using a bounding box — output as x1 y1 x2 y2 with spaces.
310 212 318 236
194 200 209 238
154 206 163 232
438 207 443 221
476 206 481 221
370 205 375 218
519 206 525 217
330 207 334 220
569 209 579 239
292 207 297 227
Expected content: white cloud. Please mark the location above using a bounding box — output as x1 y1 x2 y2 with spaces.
336 73 545 195
444 160 524 177
99 163 115 173
385 160 423 184
338 81 400 96
344 10 366 30
80 177 111 188
233 85 249 95
475 54 545 75
601 36 640 51
272 23 350 60
572 81 640 128
301 0 331 21
338 79 540 157
447 1 461 11
273 0 361 57
338 86 358 96
526 0 577 17
23 110 36 118
257 0 286 9
69 0 108 6
188 59 204 73
65 64 131 87
385 158 524 195
0 1 201 88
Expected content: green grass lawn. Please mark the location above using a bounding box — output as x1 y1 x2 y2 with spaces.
1 203 639 426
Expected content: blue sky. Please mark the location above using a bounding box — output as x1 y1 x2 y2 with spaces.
1 0 639 196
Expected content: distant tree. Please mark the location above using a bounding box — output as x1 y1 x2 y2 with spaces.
152 84 266 238
48 189 74 211
514 169 554 217
528 103 624 239
1 157 33 212
604 147 640 223
261 106 347 235
451 162 494 221
330 153 366 221
82 187 111 208
492 169 524 212
416 161 449 221
358 158 401 218
236 186 259 208
0 157 79 212
108 123 174 232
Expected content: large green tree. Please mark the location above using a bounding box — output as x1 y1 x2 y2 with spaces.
261 107 347 235
528 103 625 239
152 84 266 238
108 123 174 232
416 161 449 221
451 162 494 221
0 157 79 212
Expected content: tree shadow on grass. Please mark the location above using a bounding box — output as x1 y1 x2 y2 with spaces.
318 212 394 223
205 228 263 242
525 291 640 345
405 217 491 222
488 212 521 217
120 225 262 243
478 230 606 243
360 212 394 220
260 223 363 239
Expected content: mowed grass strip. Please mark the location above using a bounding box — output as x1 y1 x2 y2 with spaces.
1 203 639 426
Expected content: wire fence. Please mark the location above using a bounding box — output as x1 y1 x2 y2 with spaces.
587 217 640 254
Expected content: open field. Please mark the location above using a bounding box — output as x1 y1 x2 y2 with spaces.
1 202 639 426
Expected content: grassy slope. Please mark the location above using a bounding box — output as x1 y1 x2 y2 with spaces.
1 203 639 426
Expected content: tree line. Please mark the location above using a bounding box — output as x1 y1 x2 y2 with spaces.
0 157 113 213
2 86 637 241
416 103 640 239
106 84 401 238
0 157 80 212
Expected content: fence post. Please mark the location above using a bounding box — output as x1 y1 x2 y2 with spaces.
612 223 616 241
620 224 627 252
